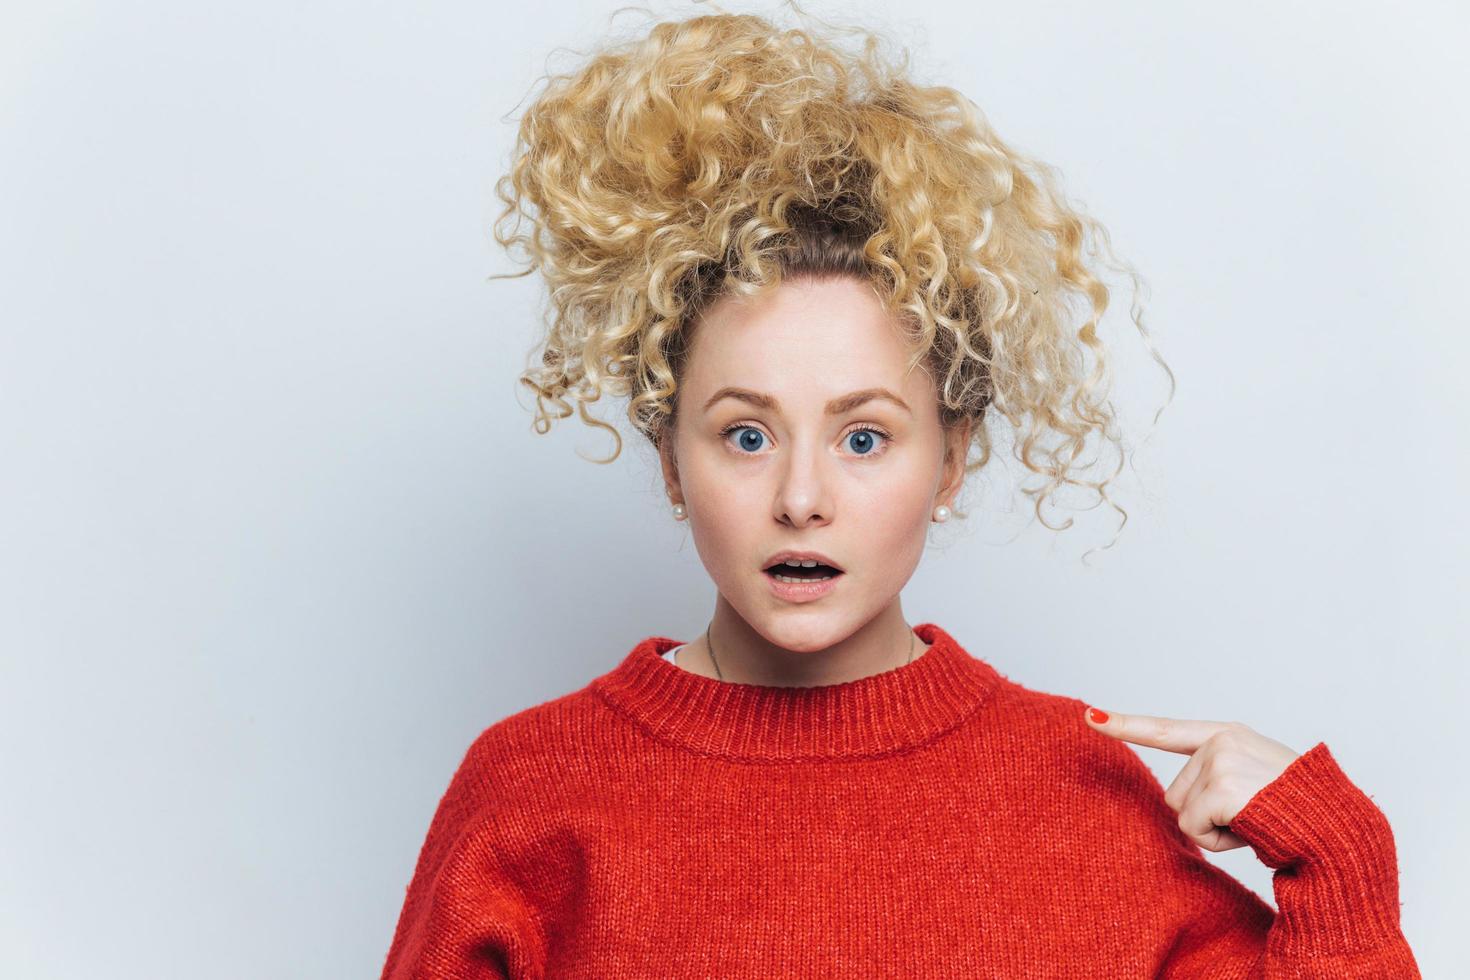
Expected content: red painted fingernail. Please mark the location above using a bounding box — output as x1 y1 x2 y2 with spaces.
1087 707 1109 725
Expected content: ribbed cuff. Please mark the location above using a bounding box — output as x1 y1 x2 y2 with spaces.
1228 741 1406 954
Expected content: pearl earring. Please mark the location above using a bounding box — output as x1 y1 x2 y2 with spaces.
932 504 951 523
672 503 687 521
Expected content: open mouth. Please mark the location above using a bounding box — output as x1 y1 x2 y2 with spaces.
764 563 844 584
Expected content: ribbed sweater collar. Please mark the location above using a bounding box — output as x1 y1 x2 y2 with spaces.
590 622 1003 762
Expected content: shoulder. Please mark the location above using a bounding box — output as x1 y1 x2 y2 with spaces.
980 678 1216 878
986 677 1182 822
445 682 616 805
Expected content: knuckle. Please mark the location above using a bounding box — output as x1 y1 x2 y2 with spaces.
1210 727 1246 753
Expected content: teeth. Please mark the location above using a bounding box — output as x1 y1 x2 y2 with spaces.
783 559 819 568
773 573 834 583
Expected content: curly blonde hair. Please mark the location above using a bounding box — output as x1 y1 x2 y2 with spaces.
489 3 1174 559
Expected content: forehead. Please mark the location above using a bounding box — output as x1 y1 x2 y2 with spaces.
685 277 924 396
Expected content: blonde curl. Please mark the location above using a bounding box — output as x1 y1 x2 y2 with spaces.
488 2 1176 562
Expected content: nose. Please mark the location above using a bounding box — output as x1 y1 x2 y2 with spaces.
771 438 834 527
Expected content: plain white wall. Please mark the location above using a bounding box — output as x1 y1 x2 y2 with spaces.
2 1 1465 975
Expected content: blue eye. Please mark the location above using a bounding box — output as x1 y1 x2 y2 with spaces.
718 424 891 458
726 426 766 453
846 427 885 455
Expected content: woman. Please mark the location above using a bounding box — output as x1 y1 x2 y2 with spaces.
380 8 1418 977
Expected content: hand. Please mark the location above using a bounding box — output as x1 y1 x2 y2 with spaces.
1084 708 1301 853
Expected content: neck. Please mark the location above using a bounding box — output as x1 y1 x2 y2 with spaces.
686 594 929 687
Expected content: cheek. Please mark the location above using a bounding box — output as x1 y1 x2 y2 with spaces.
860 484 934 567
681 477 755 578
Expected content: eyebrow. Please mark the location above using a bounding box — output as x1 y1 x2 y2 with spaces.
701 386 913 417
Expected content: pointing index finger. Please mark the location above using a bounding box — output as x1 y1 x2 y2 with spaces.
1084 708 1233 755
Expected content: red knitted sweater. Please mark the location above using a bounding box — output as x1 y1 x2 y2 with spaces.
379 622 1419 978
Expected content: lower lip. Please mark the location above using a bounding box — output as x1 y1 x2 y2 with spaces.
764 569 843 602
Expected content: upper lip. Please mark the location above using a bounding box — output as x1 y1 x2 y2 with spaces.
762 550 845 573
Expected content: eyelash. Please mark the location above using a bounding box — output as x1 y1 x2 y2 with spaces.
716 421 894 459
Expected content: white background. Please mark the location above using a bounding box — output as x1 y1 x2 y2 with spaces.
2 1 1465 975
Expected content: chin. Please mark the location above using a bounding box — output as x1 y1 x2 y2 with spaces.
756 613 859 653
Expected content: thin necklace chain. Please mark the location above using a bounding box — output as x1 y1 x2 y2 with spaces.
703 622 916 682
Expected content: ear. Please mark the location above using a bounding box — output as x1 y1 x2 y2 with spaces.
658 425 682 504
937 419 973 507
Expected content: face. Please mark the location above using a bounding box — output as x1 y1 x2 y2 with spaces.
659 274 970 652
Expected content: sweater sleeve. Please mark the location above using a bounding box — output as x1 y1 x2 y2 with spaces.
379 737 545 980
1155 740 1421 978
